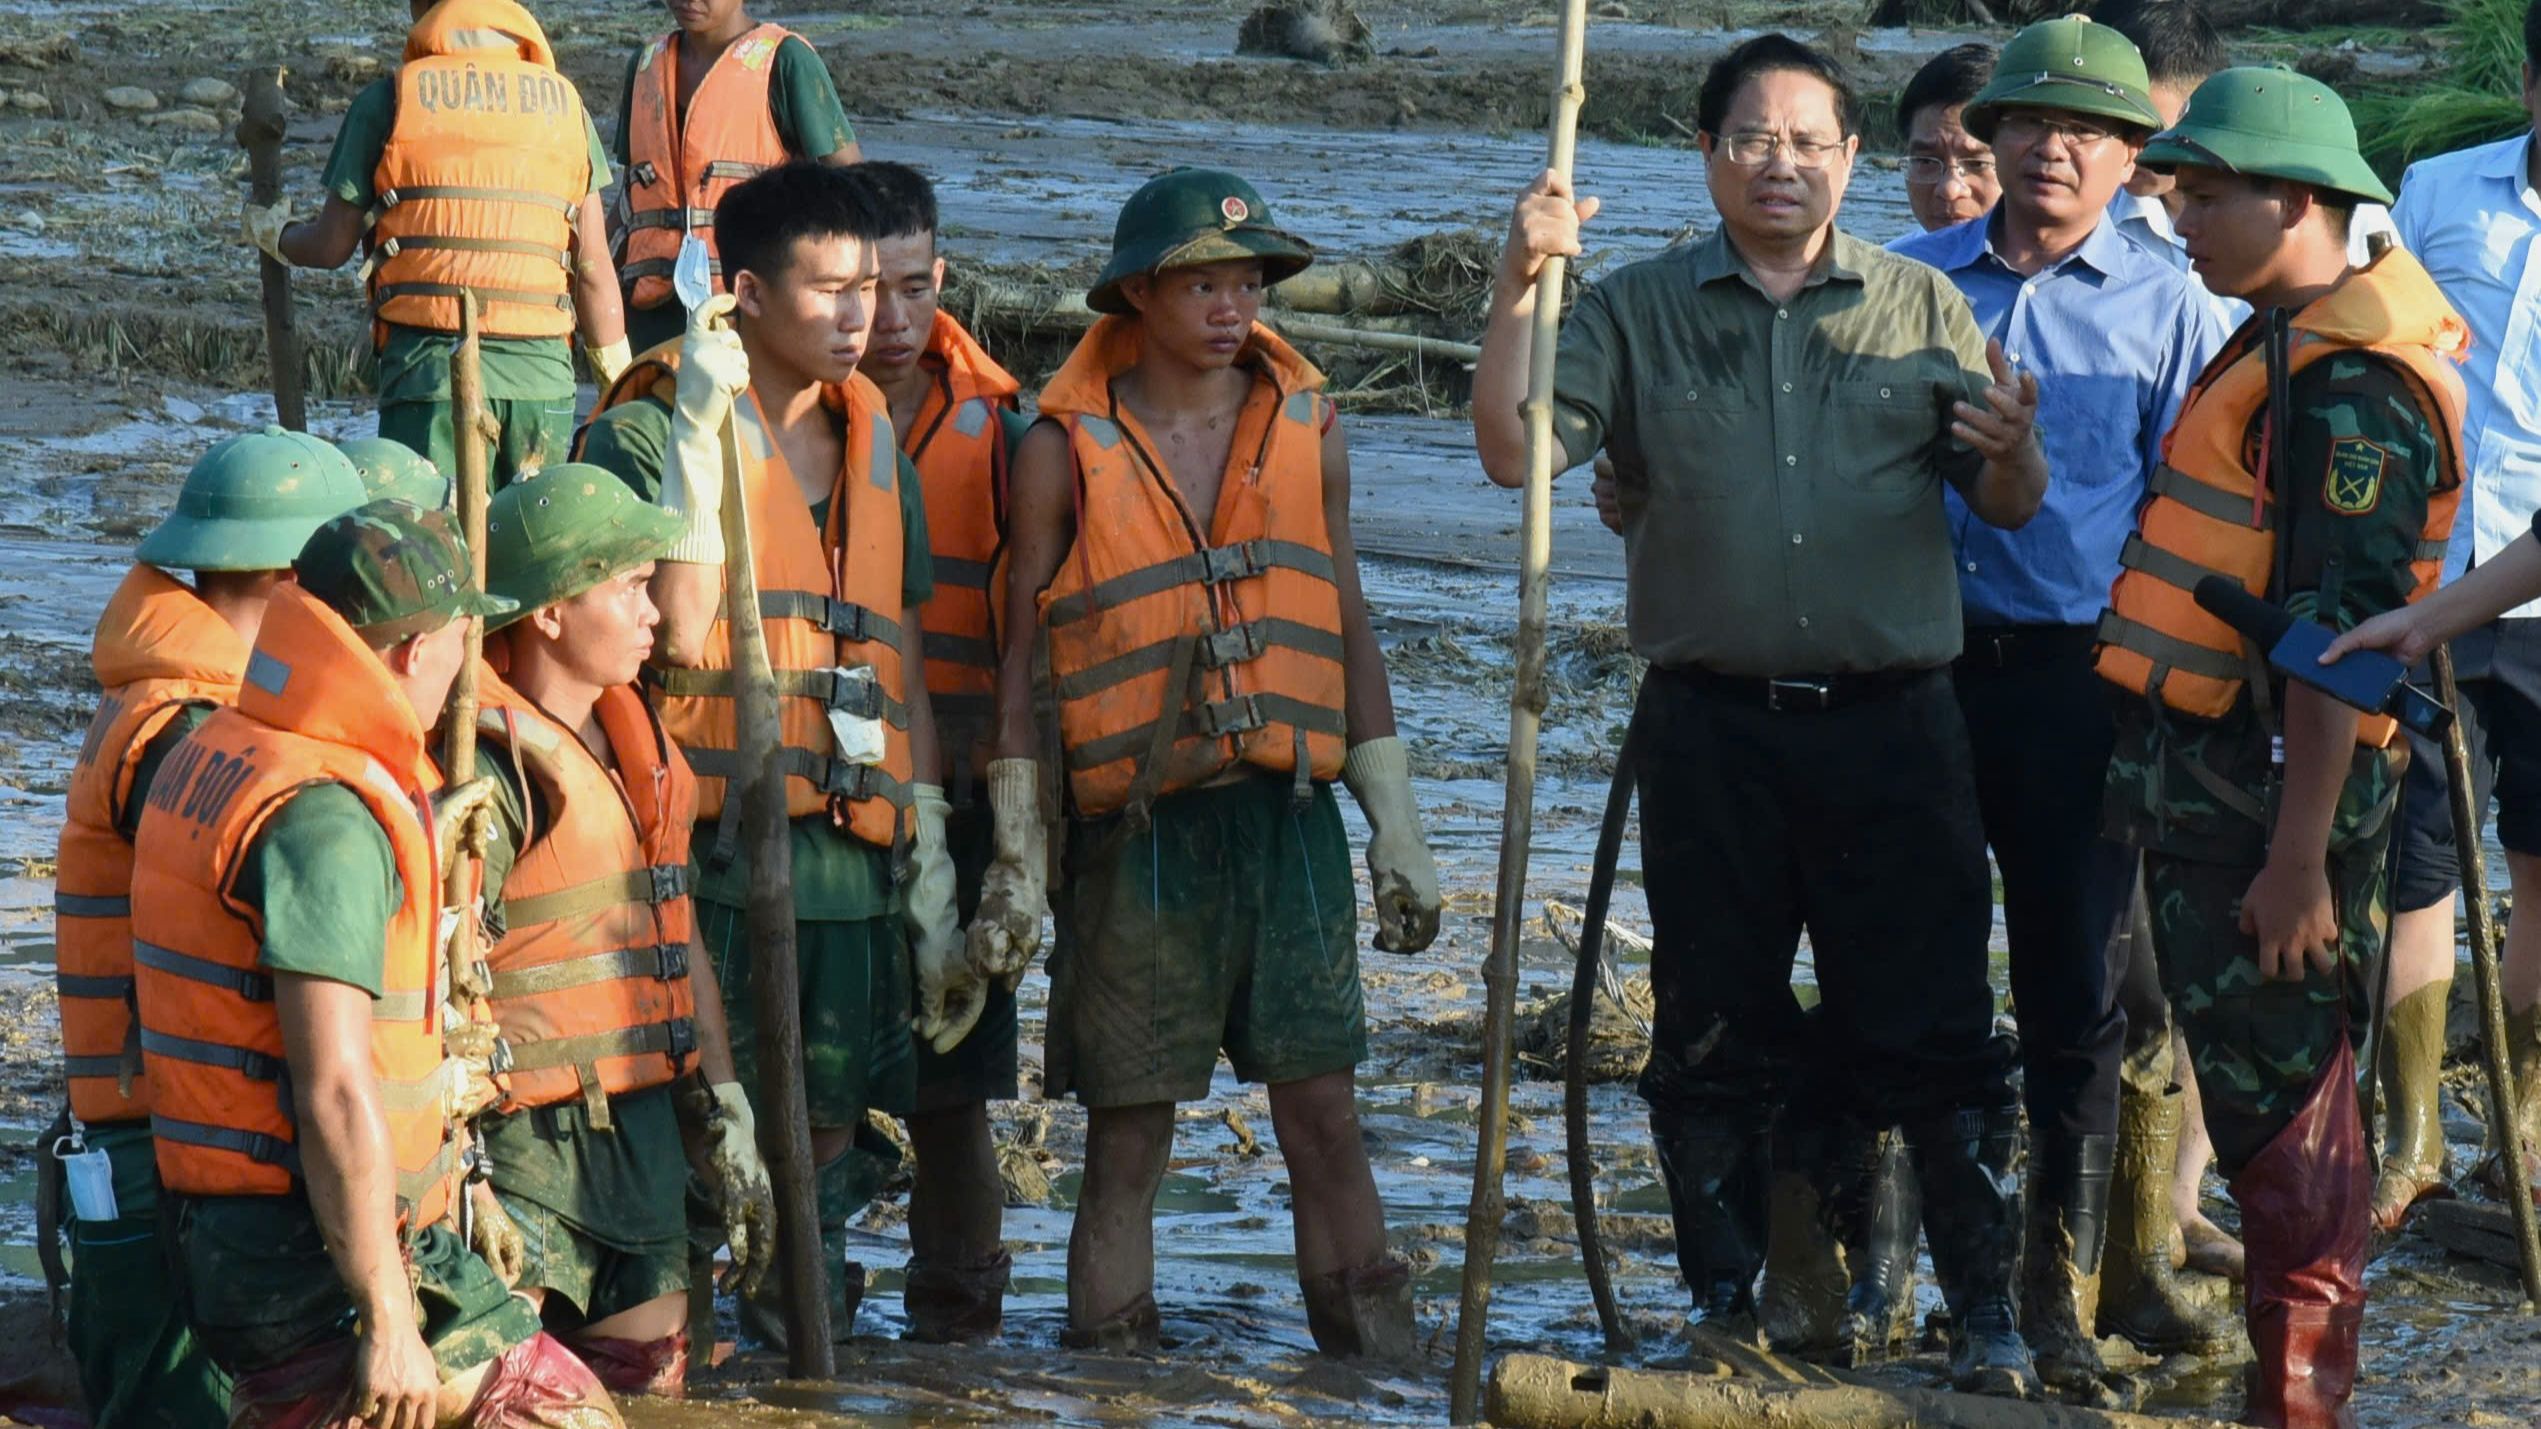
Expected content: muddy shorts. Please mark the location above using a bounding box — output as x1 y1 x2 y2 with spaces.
378 395 575 491
915 800 1022 1113
1048 773 1366 1107
480 1083 690 1328
171 1199 540 1383
699 900 917 1130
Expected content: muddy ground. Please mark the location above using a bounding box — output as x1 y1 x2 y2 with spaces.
0 1 2532 1425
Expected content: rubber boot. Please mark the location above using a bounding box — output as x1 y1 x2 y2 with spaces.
2369 980 2454 1233
2099 1079 2239 1355
1830 1126 1920 1367
1301 1255 1421 1363
2479 1004 2541 1202
1908 1102 2040 1400
1059 1292 1163 1352
1758 1125 1849 1358
904 1248 1013 1345
2232 1042 2368 1429
1652 1112 1771 1342
2022 1131 2116 1400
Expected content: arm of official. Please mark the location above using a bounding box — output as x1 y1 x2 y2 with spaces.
1935 289 2046 530
1476 170 1604 488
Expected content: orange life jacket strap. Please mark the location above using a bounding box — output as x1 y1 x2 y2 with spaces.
499 1018 696 1072
153 1114 300 1173
623 206 719 233
54 892 132 919
650 665 910 728
498 863 689 929
681 744 912 809
1052 617 1347 704
370 184 578 221
370 282 574 316
57 972 134 1000
1061 690 1348 774
934 556 995 590
2149 464 2274 531
488 942 689 1000
135 938 273 1004
2116 533 2235 602
756 590 905 646
1043 538 1337 628
617 257 691 285
376 234 570 267
2094 609 2248 683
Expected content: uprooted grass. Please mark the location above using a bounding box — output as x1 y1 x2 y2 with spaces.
0 300 374 401
2353 0 2528 179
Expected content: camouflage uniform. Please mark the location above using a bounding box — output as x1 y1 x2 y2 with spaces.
2104 352 2444 1173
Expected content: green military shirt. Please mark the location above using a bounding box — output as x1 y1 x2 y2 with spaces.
2105 350 2451 866
577 392 933 922
118 703 216 839
1551 227 1996 676
610 33 858 169
321 77 614 406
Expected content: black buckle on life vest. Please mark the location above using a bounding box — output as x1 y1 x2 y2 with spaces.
1199 622 1270 668
656 941 690 982
814 667 885 718
1765 678 1835 713
1195 694 1269 738
665 1018 698 1061
818 598 877 642
647 865 690 905
1198 540 1267 585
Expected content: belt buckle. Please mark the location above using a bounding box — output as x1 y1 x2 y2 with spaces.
1766 678 1832 712
1989 632 2016 667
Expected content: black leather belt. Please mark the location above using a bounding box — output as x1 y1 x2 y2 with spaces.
1956 624 2098 671
1658 663 1929 713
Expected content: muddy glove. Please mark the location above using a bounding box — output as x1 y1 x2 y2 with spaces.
430 777 498 875
908 783 987 1053
965 758 1047 989
1341 736 1441 953
241 199 290 264
585 336 633 390
703 1080 777 1296
659 293 749 565
467 1180 526 1287
440 1029 505 1121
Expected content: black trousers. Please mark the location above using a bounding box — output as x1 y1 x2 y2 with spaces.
1635 665 2017 1132
1953 628 2134 1142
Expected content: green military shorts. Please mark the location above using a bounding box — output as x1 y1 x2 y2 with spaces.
173 1196 538 1380
699 900 918 1130
914 800 1021 1113
378 396 575 491
480 1082 690 1328
66 1122 230 1425
1048 773 1367 1107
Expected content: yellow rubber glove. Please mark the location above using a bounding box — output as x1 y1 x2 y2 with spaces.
430 777 497 875
585 336 633 390
241 199 290 264
964 758 1047 989
467 1180 526 1287
908 783 986 1052
659 293 749 565
704 1080 778 1296
1341 736 1442 953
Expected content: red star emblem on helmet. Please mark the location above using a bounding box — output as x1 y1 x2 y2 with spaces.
1220 195 1250 224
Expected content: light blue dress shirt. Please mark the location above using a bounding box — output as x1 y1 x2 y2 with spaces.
2394 132 2541 615
1889 211 2230 627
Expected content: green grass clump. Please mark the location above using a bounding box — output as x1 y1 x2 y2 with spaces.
2354 0 2529 180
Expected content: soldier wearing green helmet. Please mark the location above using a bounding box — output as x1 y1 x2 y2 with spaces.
2098 66 2472 1429
339 435 451 513
48 426 366 1429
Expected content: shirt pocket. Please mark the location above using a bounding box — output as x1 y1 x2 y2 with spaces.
1637 382 1757 502
1828 378 1939 492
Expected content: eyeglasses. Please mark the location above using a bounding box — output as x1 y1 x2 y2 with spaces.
1717 131 1850 170
1994 113 2120 149
1905 154 1999 185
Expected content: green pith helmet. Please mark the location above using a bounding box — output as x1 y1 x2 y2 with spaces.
482 463 681 631
338 436 451 512
294 499 515 642
134 426 369 573
1086 167 1315 316
1963 15 2163 141
2139 66 2395 206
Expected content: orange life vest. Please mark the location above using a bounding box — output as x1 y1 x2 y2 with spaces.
2095 246 2469 749
369 0 591 343
55 567 248 1126
131 586 460 1227
583 344 914 850
620 23 795 312
476 670 699 1116
908 311 1023 742
1036 318 1348 819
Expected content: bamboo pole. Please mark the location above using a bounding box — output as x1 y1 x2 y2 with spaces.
1449 0 1591 1418
441 293 490 984
236 66 304 431
2433 645 2541 1304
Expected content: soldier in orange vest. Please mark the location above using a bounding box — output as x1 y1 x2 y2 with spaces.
577 161 976 1347
610 0 861 354
132 502 624 1427
49 429 366 1428
243 0 628 486
984 168 1443 1355
852 159 1035 1344
2095 72 2468 1427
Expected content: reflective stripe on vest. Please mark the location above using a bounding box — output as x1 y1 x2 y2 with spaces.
622 25 793 311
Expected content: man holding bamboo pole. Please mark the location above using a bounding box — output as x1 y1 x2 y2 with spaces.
577 160 977 1347
1474 34 2049 1398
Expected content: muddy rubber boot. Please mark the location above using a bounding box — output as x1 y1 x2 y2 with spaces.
903 1248 1013 1345
1060 1292 1163 1353
1301 1257 1421 1363
2478 1004 2541 1201
2370 980 2454 1233
739 1147 873 1351
2022 1131 2116 1400
1829 1126 1920 1368
1909 1102 2039 1400
2233 1043 2368 1429
1653 1113 1771 1343
2098 1079 2238 1356
1757 1126 1849 1358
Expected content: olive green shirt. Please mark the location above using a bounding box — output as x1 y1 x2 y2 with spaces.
610 33 858 170
578 392 933 922
321 77 614 405
1552 227 1996 675
235 784 400 997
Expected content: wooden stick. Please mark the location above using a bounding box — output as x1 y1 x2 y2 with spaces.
1487 1354 2241 1429
719 408 832 1371
441 294 490 998
954 279 1482 363
236 66 304 431
1450 0 1591 1418
2433 644 2541 1305
1565 733 1640 1356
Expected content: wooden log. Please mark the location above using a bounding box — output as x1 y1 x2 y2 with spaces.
955 279 1481 363
1487 1355 2242 1429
